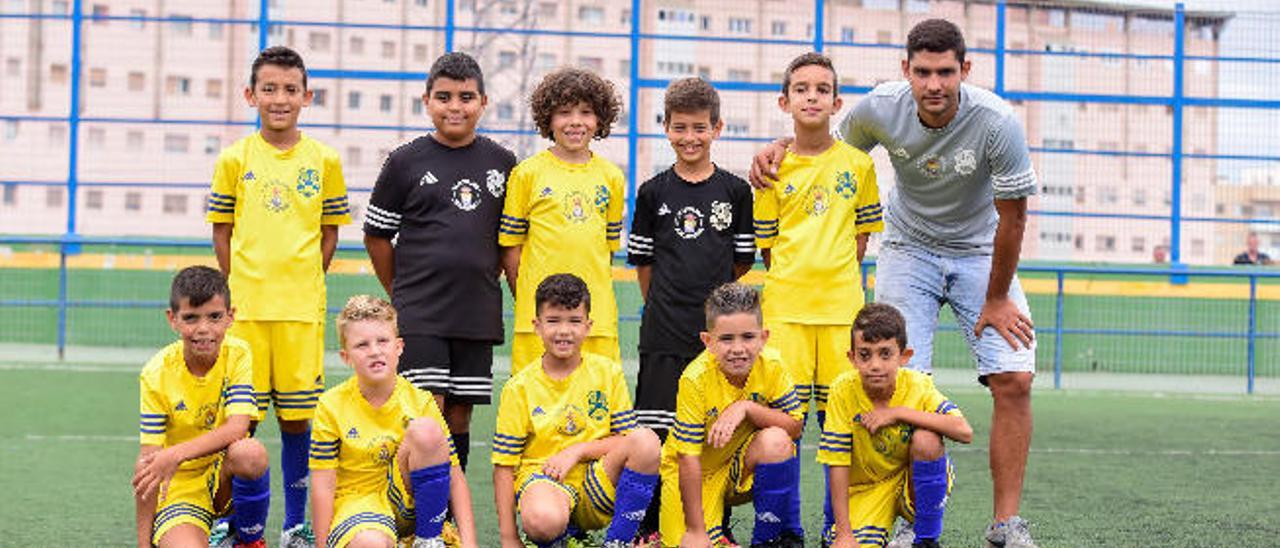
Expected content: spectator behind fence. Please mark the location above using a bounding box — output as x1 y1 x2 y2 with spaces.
1233 232 1272 265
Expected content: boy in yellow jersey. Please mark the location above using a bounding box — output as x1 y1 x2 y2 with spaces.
309 296 477 548
819 303 972 548
499 68 625 373
754 51 883 535
659 283 805 548
207 45 352 545
133 266 271 548
492 274 660 548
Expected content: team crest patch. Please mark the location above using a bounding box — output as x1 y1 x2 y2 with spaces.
587 390 608 421
563 191 590 223
804 185 831 217
556 405 586 436
486 169 506 197
198 402 218 431
917 154 947 179
709 200 732 231
420 171 439 186
296 168 320 198
674 206 705 239
594 184 610 215
371 434 398 466
835 171 857 199
261 179 291 213
452 179 481 211
954 149 977 176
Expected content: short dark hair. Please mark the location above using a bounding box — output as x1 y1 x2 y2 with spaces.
529 67 621 140
535 273 591 315
664 77 721 126
907 19 967 64
169 266 230 312
782 51 838 97
427 51 485 95
852 302 909 351
704 282 762 330
250 45 307 89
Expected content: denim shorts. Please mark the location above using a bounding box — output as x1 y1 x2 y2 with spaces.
873 242 1036 382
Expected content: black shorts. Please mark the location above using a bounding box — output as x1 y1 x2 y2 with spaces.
634 352 699 432
399 335 495 405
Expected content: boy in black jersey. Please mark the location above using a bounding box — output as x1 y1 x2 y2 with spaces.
363 52 517 474
627 77 756 441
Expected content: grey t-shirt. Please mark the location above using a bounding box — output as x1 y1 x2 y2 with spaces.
837 81 1037 255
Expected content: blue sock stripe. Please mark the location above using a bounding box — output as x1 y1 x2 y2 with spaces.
911 454 950 540
411 462 452 539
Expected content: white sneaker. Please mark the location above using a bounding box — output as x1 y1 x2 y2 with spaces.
208 519 232 548
280 523 316 548
412 537 447 548
886 518 916 548
984 516 1037 548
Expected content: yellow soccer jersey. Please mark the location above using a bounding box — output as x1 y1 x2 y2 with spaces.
498 151 624 337
663 348 803 470
754 141 883 324
139 336 256 471
817 369 962 485
206 132 351 323
309 376 457 499
491 353 637 488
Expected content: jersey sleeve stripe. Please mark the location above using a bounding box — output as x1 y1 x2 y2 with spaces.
366 203 402 219
323 196 349 204
500 214 530 227
935 401 958 414
209 191 236 200
671 431 703 445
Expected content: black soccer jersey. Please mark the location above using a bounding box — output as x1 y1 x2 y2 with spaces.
627 167 756 354
364 134 517 342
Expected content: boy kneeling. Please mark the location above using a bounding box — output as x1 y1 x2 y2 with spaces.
659 282 806 548
820 303 973 548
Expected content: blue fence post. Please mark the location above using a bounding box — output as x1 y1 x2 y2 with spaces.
1054 270 1064 389
257 0 269 52
445 0 455 53
1247 275 1257 394
994 0 1006 96
1169 3 1187 284
58 0 87 360
813 0 824 52
625 0 640 233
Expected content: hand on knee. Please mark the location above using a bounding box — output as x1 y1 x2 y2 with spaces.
909 429 945 462
346 530 395 548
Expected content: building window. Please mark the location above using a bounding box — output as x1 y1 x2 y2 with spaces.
618 59 630 77
309 32 331 51
413 44 429 63
727 69 751 81
1191 238 1205 256
1131 237 1146 253
346 146 363 166
537 53 556 71
85 190 104 210
499 51 517 69
411 98 423 115
208 22 224 40
3 120 17 140
2 184 16 205
1133 188 1147 206
206 78 222 99
128 71 145 91
578 56 603 72
129 8 146 30
88 67 106 87
87 127 106 147
497 102 514 121
380 94 393 113
539 2 556 17
171 14 193 35
381 41 396 59
164 133 189 153
48 124 66 145
166 76 191 95
876 30 892 44
1099 187 1118 205
1095 235 1116 252
770 20 787 36
840 26 855 42
50 64 68 84
348 91 362 109
700 16 711 30
313 89 327 107
350 36 365 55
163 194 188 215
728 17 752 34
125 192 142 211
127 130 144 150
90 4 108 23
4 57 18 76
45 187 64 208
204 136 220 155
578 6 604 24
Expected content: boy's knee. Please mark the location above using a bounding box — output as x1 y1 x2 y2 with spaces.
346 530 395 548
909 429 945 462
227 438 269 478
520 504 569 542
623 427 661 472
404 418 448 452
755 427 795 463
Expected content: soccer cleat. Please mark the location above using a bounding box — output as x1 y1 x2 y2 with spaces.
912 539 941 548
886 519 916 548
412 537 447 548
209 519 233 548
280 522 316 548
749 530 804 548
984 516 1037 548
233 540 267 548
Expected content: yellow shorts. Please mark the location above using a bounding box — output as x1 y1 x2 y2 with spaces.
152 455 230 545
327 459 417 547
230 320 325 421
509 334 620 375
658 433 756 548
764 322 852 412
516 459 617 532
823 462 955 546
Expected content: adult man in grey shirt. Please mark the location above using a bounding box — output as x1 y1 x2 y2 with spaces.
751 19 1038 548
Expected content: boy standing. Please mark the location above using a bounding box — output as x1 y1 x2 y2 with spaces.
208 45 351 546
819 303 973 548
627 77 756 438
659 283 805 548
492 274 660 548
363 52 518 473
134 266 271 548
309 296 477 548
499 67 625 373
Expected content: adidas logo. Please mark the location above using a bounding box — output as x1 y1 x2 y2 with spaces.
539 187 553 197
757 511 781 523
243 171 255 181
347 427 360 439
430 509 448 523
289 477 309 490
175 401 187 411
657 203 671 216
622 510 647 522
420 171 438 186
238 524 264 536
532 406 545 417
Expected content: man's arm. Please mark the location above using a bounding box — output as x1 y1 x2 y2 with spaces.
320 225 339 273
310 468 337 548
636 265 652 303
134 445 162 548
974 197 1033 350
493 465 523 548
364 234 395 297
132 414 251 499
500 246 521 297
212 223 233 276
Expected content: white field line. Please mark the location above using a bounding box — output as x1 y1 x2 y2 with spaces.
17 434 1280 457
